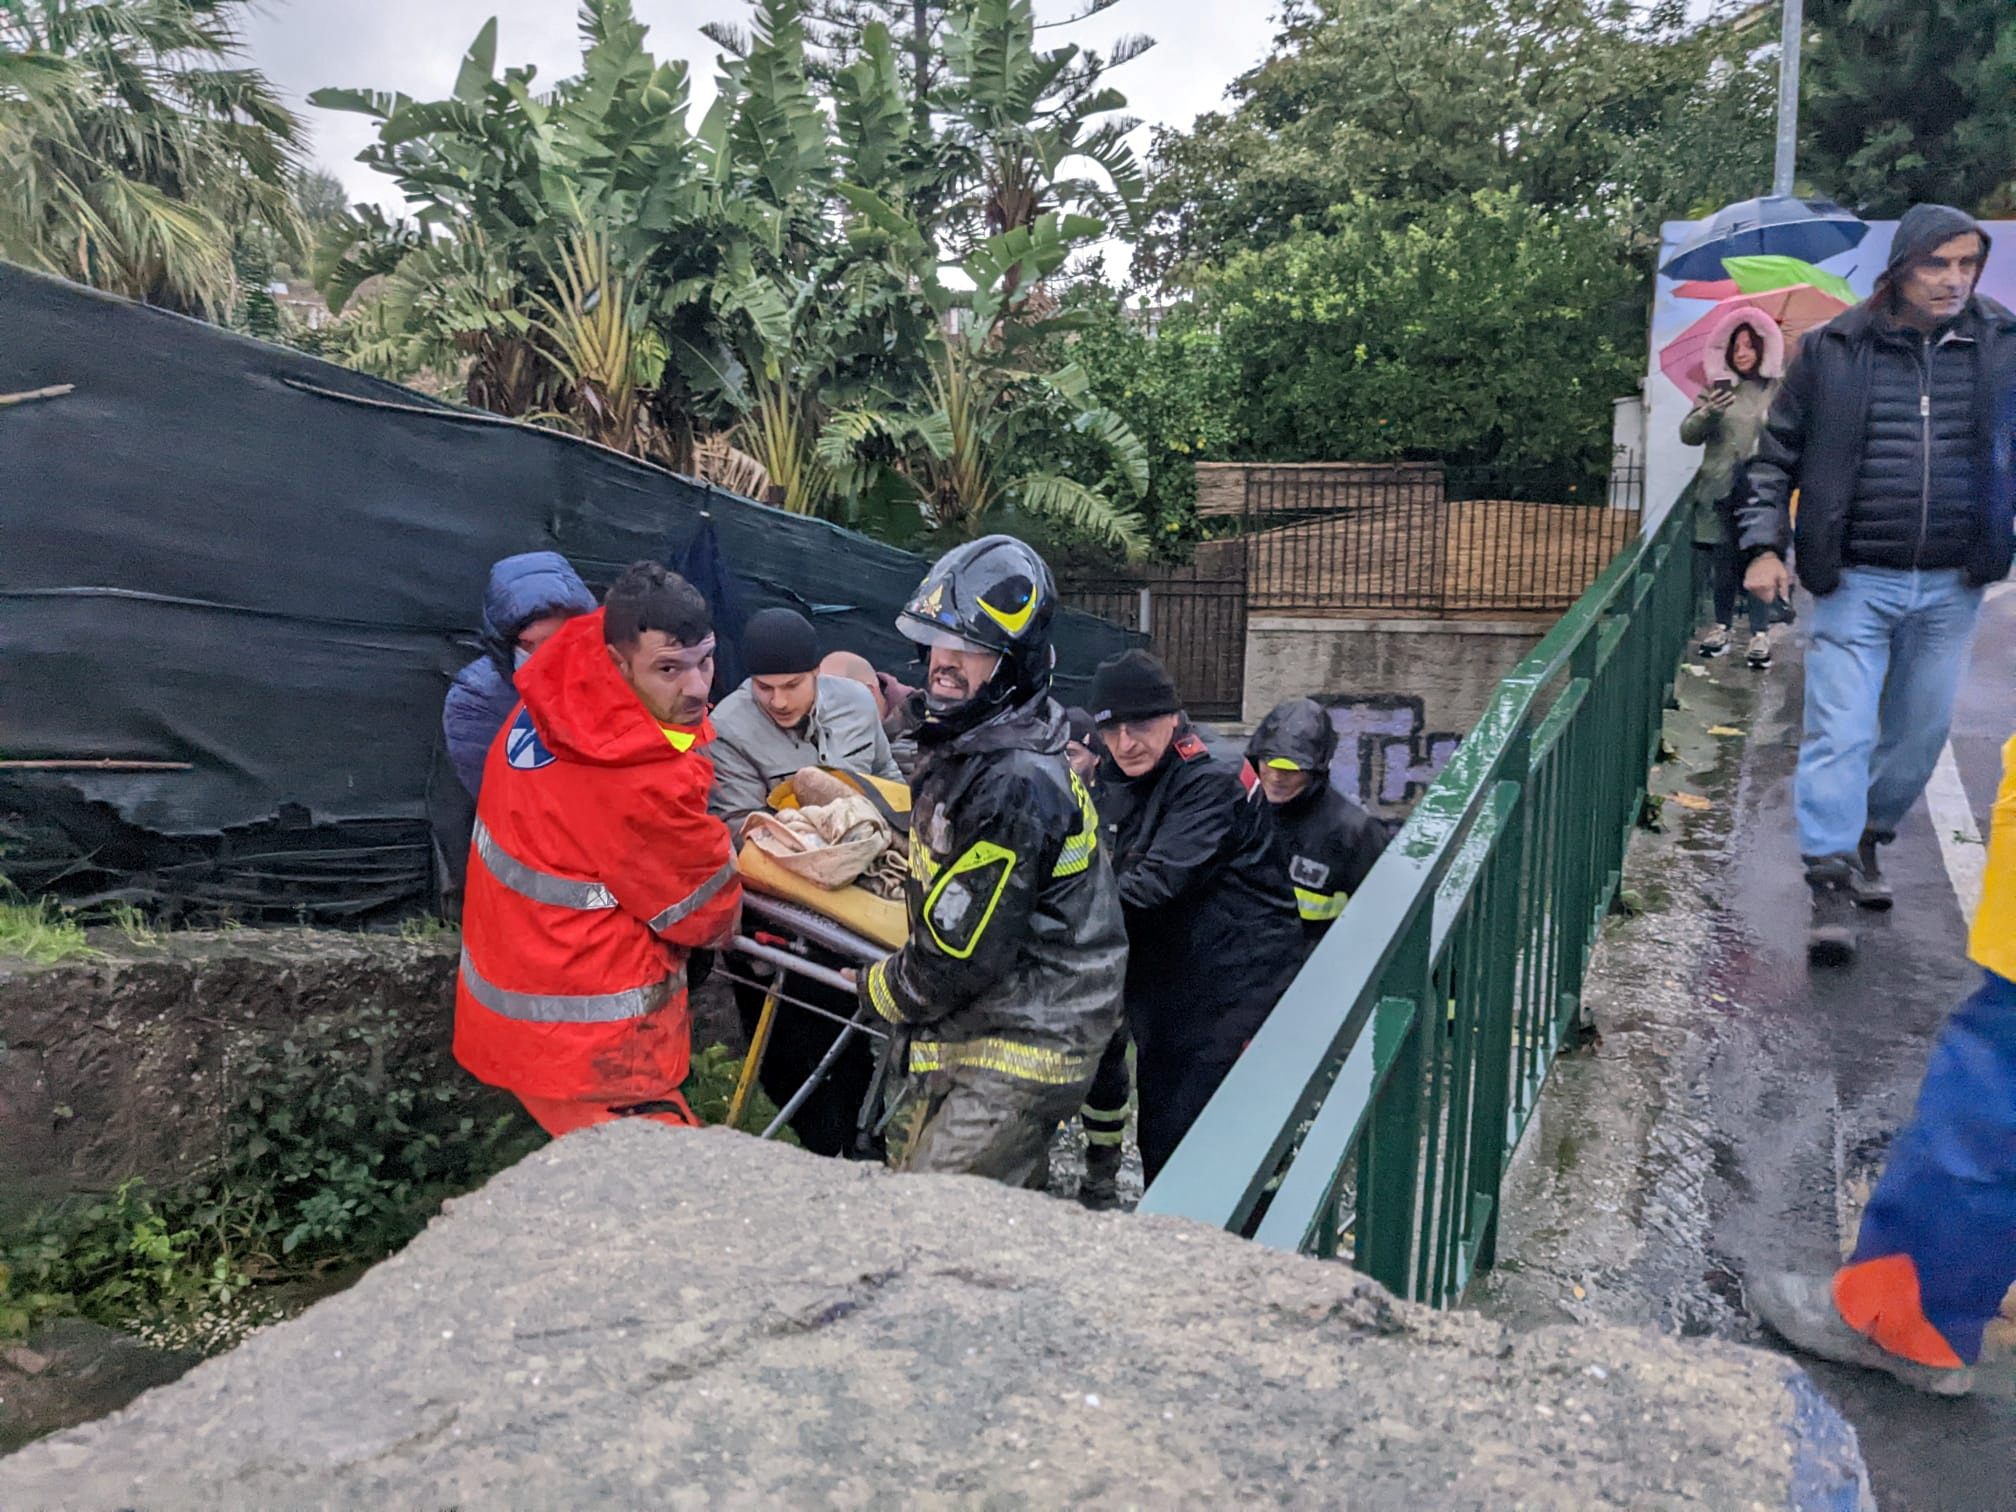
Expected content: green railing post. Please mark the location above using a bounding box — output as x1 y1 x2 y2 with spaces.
1354 919 1433 1299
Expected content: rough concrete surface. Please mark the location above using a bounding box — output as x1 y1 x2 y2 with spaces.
0 930 459 1211
1 1122 1866 1510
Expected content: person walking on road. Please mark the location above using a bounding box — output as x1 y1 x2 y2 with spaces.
1738 203 2016 967
1751 735 2016 1397
1090 651 1305 1183
1682 310 1784 668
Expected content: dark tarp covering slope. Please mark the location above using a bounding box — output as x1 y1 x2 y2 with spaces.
0 265 1140 919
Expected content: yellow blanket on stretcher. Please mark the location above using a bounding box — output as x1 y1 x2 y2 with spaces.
734 769 911 951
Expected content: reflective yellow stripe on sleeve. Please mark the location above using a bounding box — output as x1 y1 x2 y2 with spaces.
907 1035 1098 1086
1052 773 1100 878
866 960 903 1023
1295 886 1349 923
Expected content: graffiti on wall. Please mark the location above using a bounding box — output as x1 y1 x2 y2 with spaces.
1320 695 1462 813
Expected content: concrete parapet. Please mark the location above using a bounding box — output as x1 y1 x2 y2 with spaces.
0 1121 1869 1509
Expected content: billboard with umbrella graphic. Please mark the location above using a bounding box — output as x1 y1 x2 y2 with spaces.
1637 211 2016 520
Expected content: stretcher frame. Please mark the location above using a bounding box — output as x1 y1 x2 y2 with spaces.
724 889 895 1142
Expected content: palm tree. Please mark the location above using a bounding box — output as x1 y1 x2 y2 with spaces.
0 0 303 317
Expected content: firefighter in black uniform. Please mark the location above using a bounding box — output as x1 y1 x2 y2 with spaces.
1089 650 1306 1183
1246 698 1389 948
858 537 1128 1186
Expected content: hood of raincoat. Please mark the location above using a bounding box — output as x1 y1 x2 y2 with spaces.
1246 698 1339 775
512 608 712 769
1702 304 1787 385
478 551 596 665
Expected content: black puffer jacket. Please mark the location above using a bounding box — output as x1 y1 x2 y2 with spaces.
1740 205 2016 594
1843 321 1983 571
860 697 1127 1083
1096 726 1305 1063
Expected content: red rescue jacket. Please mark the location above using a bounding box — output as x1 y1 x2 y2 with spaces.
454 609 740 1105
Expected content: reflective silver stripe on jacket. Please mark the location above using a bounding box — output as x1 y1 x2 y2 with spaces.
647 858 737 934
472 819 617 911
459 950 683 1023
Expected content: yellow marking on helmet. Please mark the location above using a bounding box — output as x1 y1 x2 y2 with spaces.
1265 757 1306 771
976 584 1039 636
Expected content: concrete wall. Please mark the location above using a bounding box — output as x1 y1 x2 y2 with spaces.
1243 617 1542 815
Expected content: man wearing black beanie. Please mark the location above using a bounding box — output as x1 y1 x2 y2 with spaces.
1088 649 1305 1184
708 607 899 841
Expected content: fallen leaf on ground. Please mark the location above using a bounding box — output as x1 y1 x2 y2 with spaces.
1705 725 1745 737
1670 792 1712 811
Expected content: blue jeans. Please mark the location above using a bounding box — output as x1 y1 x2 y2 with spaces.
1796 566 1982 859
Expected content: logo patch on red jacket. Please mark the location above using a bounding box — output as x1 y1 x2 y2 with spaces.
505 707 555 770
1175 733 1208 761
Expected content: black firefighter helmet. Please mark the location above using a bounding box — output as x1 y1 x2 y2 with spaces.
897 535 1056 737
1247 697 1339 774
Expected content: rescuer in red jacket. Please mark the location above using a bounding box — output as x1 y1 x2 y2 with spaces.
455 561 741 1136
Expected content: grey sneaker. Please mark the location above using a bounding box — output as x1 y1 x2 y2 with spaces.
1746 631 1773 668
1853 831 1895 911
1698 625 1731 658
1749 1270 1974 1396
1804 856 1860 967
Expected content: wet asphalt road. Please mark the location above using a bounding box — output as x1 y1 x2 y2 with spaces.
1480 582 2013 1511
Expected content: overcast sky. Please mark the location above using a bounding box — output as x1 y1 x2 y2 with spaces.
240 1 1279 218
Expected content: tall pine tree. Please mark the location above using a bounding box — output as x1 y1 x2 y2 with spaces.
1802 0 2016 217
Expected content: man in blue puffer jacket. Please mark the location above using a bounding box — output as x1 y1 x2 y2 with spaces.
443 552 597 798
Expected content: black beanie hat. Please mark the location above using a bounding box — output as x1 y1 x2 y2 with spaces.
1089 650 1181 725
742 607 820 676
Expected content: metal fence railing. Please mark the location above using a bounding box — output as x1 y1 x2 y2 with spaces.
1059 555 1249 722
1239 461 1645 616
1139 494 1695 1307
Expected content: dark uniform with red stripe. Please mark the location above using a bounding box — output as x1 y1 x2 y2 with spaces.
455 609 741 1135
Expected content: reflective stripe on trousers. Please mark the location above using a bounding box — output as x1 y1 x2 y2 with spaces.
906 1035 1097 1087
459 949 685 1024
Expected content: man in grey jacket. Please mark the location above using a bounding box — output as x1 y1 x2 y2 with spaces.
707 608 900 839
709 607 901 1155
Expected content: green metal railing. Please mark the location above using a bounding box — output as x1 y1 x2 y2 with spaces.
1139 497 1697 1306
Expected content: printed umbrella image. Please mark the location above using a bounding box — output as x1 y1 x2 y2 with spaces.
1660 195 1868 283
1658 288 1849 400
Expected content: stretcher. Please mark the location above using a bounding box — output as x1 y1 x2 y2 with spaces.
722 773 912 1143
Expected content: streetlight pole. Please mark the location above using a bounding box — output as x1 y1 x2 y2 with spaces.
1773 0 1803 197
